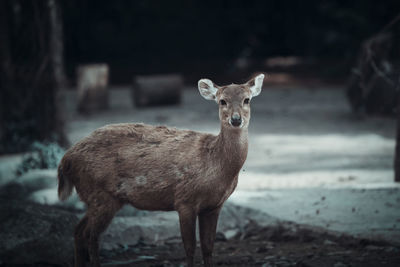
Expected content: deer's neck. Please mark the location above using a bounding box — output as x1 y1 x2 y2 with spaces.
215 127 249 177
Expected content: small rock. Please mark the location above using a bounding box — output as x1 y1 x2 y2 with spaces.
274 259 292 266
102 242 119 251
255 246 269 253
164 237 182 245
263 255 276 260
266 242 275 249
225 246 236 251
327 251 352 256
366 245 383 251
138 255 156 260
384 246 399 253
215 232 227 242
333 262 347 267
323 239 337 246
224 228 240 240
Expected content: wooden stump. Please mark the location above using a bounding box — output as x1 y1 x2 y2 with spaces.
132 74 183 107
77 64 109 113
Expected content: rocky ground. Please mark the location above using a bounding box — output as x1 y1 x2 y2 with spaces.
1 190 399 266
101 223 400 267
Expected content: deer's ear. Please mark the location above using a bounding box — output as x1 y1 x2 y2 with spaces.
246 74 264 97
198 79 218 101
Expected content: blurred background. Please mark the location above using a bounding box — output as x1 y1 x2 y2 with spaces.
1 0 400 266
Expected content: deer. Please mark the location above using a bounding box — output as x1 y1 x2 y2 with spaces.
57 74 264 267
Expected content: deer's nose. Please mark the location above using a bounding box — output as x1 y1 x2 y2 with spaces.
230 113 242 127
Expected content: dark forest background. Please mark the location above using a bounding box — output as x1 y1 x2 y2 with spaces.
62 0 400 83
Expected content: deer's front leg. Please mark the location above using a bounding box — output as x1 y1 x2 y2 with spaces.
178 207 197 267
199 206 221 267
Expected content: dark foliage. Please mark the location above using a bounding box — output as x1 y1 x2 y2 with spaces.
16 141 65 176
347 33 400 116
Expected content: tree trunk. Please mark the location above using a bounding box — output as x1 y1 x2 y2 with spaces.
0 0 12 149
0 0 67 154
47 0 67 146
48 0 66 88
395 76 400 182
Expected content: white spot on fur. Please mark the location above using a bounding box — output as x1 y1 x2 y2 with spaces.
116 181 132 195
176 169 184 179
135 175 147 185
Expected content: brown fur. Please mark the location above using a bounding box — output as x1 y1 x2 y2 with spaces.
58 76 263 267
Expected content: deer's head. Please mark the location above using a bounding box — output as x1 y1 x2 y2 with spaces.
198 74 264 130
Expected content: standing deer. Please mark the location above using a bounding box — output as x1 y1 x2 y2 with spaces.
58 74 264 267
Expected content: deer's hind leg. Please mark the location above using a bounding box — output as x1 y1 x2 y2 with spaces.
85 193 122 267
74 215 91 267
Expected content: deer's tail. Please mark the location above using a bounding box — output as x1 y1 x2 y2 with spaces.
57 157 73 201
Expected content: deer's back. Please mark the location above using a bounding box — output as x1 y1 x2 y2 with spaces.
62 123 216 210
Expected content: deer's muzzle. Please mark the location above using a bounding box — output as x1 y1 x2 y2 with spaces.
230 113 242 127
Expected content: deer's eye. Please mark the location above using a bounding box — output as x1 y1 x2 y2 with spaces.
219 99 227 105
244 98 250 104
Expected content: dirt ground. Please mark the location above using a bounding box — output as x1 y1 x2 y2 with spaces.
101 221 400 267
